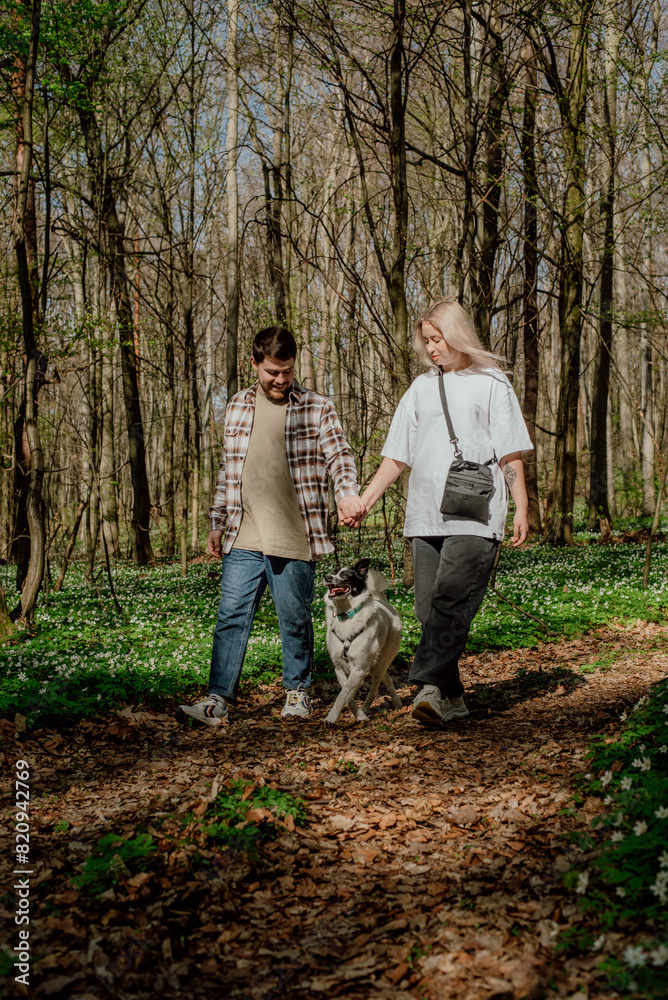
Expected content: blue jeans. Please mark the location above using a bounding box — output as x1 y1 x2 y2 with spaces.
209 548 316 702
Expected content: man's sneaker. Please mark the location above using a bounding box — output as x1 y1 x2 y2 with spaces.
442 695 469 721
411 684 443 725
175 693 228 727
281 688 310 719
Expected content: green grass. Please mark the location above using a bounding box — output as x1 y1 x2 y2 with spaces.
0 533 666 727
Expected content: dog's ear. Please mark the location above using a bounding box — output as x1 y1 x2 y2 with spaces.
355 557 371 576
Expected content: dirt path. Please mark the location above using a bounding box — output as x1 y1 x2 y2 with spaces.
2 622 667 1000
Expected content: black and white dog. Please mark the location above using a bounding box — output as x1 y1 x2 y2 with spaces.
324 558 403 723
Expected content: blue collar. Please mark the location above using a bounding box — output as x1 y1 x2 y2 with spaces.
336 605 364 622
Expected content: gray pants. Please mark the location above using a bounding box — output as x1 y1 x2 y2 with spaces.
409 535 499 698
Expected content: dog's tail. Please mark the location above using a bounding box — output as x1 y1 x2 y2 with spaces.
367 568 391 596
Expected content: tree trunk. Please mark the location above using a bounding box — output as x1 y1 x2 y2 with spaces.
282 5 295 329
0 578 16 641
521 39 541 535
190 329 201 552
99 333 120 558
540 5 592 545
20 353 45 622
84 341 100 581
112 215 154 564
639 5 660 517
606 395 617 517
388 0 410 391
68 63 154 564
13 0 44 623
640 130 656 515
263 159 286 324
298 257 314 387
202 225 215 497
181 347 190 578
587 11 618 531
226 0 240 398
615 238 634 480
164 281 176 556
12 405 30 592
182 7 197 575
471 15 507 349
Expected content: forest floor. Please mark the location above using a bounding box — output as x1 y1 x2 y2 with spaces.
1 620 667 1000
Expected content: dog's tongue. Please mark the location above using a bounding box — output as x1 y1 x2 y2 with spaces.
329 586 349 597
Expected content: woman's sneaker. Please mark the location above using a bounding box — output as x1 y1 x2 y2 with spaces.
442 695 469 721
175 694 228 727
411 685 444 725
281 688 310 718
412 687 469 725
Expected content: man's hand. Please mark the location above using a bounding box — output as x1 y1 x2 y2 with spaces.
337 495 367 528
207 530 223 558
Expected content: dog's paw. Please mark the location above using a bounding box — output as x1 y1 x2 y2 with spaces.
325 713 339 725
355 713 370 724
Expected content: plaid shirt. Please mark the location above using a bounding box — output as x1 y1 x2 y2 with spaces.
210 381 360 558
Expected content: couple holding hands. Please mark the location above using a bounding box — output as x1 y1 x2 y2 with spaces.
177 299 531 730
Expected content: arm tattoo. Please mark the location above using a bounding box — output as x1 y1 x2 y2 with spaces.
504 464 518 489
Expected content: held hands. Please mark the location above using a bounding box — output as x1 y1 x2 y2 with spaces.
337 494 368 528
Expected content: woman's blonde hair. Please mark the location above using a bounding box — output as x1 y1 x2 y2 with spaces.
413 300 505 372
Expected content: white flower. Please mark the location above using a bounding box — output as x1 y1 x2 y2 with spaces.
621 777 633 791
604 795 613 806
651 944 668 967
585 772 592 779
632 757 651 772
623 945 646 967
634 820 648 836
660 852 668 868
593 934 606 951
601 770 613 787
611 831 624 842
650 874 668 903
575 871 589 895
639 743 646 752
620 711 627 721
616 887 627 898
656 806 668 819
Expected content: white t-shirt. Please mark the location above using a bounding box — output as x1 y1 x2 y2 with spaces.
381 368 534 540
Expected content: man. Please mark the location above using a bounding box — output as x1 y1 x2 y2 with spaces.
176 326 364 727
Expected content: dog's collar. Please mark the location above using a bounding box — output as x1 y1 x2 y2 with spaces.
335 604 364 622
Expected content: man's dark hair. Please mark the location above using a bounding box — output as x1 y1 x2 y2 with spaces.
252 326 297 363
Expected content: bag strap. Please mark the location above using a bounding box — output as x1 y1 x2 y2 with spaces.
438 375 463 459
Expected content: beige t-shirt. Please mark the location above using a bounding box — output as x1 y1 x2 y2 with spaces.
232 388 311 560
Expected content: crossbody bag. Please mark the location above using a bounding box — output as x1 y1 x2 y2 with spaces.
438 374 496 525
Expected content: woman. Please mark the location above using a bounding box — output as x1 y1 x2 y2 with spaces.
357 300 533 726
